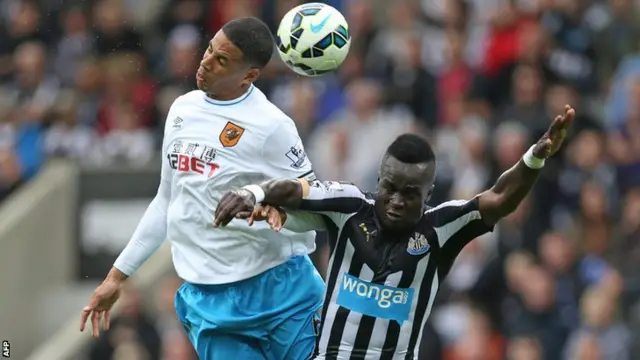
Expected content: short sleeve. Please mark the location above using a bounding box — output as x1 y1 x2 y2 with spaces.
426 197 494 256
261 121 315 180
283 210 328 233
425 197 495 280
296 179 369 229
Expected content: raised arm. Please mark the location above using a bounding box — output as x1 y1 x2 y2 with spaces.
478 105 575 225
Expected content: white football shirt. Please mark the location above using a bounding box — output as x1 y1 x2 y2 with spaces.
114 85 317 284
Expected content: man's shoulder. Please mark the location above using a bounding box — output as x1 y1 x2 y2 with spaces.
168 90 202 113
246 86 296 128
362 190 376 201
177 90 202 103
312 181 369 202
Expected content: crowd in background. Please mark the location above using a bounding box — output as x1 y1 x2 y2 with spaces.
1 0 639 359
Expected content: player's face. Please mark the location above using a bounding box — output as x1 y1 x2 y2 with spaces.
197 31 259 98
375 156 436 232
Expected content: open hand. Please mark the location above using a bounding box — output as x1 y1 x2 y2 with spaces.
532 104 575 158
247 205 286 231
80 280 121 337
213 189 256 227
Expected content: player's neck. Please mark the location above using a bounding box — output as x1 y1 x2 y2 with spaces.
381 226 414 239
206 84 252 102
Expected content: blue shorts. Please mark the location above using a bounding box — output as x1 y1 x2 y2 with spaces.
175 255 325 360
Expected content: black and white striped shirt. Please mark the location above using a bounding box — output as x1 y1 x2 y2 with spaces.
285 180 494 360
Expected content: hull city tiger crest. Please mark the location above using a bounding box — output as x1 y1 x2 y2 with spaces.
219 121 245 147
407 232 430 255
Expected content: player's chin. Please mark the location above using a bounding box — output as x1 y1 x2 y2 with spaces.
196 79 206 91
382 216 404 230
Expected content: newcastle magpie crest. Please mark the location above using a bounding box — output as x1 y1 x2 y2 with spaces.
407 233 430 255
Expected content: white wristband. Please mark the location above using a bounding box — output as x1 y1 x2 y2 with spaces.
522 145 545 169
242 185 265 203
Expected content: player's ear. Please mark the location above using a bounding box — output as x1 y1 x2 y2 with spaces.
425 184 434 203
242 68 260 86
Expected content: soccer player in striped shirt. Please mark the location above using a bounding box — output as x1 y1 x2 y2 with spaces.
213 105 575 359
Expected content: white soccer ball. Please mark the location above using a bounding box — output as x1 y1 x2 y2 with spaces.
276 3 351 77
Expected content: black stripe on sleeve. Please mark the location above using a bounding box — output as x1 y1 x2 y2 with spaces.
429 198 494 232
300 197 368 214
427 197 494 259
297 169 315 179
427 198 485 227
437 219 493 281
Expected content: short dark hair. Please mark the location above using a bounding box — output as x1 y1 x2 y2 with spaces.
222 17 274 69
385 134 436 164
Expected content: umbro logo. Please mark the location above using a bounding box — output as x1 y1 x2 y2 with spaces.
173 117 183 129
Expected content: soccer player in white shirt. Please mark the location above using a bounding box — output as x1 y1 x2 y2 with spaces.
80 17 324 360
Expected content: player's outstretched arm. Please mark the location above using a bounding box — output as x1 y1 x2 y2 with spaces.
245 205 328 233
214 179 366 227
478 105 575 225
214 178 309 227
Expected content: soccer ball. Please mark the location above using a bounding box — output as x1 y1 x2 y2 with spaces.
276 3 351 77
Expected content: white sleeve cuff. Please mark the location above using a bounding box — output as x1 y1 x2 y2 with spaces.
242 184 265 203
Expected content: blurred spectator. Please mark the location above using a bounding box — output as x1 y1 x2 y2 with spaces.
43 90 96 162
53 6 93 87
5 41 60 124
437 29 473 128
538 232 582 330
287 79 320 141
157 25 200 97
159 0 209 36
505 336 542 360
503 265 570 360
444 308 504 360
0 0 50 79
591 0 640 85
88 286 161 360
611 189 640 281
608 77 640 191
554 129 616 228
306 78 415 188
93 101 155 167
92 0 144 56
564 285 631 360
494 63 546 135
154 276 197 360
72 57 104 127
